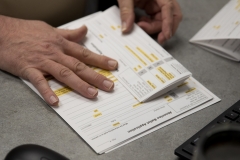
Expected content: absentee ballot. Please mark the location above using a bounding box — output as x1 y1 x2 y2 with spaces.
83 6 192 102
22 6 220 154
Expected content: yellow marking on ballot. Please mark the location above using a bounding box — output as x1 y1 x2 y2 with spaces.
137 47 154 62
134 67 138 72
178 82 188 88
151 53 159 60
133 102 143 108
98 70 112 77
138 65 142 69
213 25 221 30
117 25 121 28
99 34 104 38
93 112 102 118
186 88 196 93
54 86 72 96
147 80 156 89
169 73 175 79
125 45 147 66
108 75 115 79
236 3 240 9
157 67 174 80
112 78 118 82
111 26 116 30
93 109 102 118
236 21 240 25
164 95 173 102
156 75 165 83
113 122 120 127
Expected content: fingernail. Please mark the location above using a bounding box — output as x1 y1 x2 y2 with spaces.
88 87 98 96
108 60 118 69
122 22 127 32
103 80 114 90
50 96 58 105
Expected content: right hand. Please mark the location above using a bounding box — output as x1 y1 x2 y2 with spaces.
0 16 118 106
118 0 183 44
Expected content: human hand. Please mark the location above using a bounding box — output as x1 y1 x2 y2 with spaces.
0 16 118 106
117 0 182 44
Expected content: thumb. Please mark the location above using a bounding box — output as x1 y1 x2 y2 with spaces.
117 0 135 33
55 25 88 42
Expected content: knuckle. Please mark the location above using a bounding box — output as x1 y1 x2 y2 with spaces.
40 43 59 56
93 73 104 83
59 68 72 78
121 7 132 15
80 47 91 58
33 76 46 87
75 62 87 74
55 34 65 45
39 60 51 68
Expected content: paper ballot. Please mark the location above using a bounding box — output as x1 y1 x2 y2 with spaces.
23 6 220 154
190 0 240 61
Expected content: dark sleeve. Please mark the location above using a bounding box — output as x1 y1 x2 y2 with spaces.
98 0 118 11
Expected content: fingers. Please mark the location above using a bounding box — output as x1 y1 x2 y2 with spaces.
41 60 99 99
57 55 115 92
23 68 59 106
63 41 118 71
137 13 162 35
117 0 135 33
155 0 182 44
55 25 88 43
156 0 174 40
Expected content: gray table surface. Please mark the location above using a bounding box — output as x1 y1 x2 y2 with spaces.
1 0 240 159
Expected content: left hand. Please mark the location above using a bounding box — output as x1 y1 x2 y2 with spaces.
117 0 183 44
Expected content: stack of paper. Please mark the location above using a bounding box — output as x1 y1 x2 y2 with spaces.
23 6 220 154
190 0 240 61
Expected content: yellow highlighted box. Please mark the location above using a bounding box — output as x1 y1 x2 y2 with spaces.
137 47 154 62
151 54 159 60
185 88 196 93
93 112 102 118
213 25 221 30
54 86 72 96
133 102 143 108
111 26 116 30
125 45 147 66
178 82 188 88
156 75 165 83
236 3 240 9
147 80 156 89
97 70 118 81
113 122 120 127
99 34 104 38
98 70 112 77
164 95 173 102
157 67 174 80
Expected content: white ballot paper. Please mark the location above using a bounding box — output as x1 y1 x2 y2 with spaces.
23 7 220 154
83 6 192 102
190 0 240 61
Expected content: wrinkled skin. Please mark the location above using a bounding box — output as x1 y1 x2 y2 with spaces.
118 0 183 44
0 16 118 106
